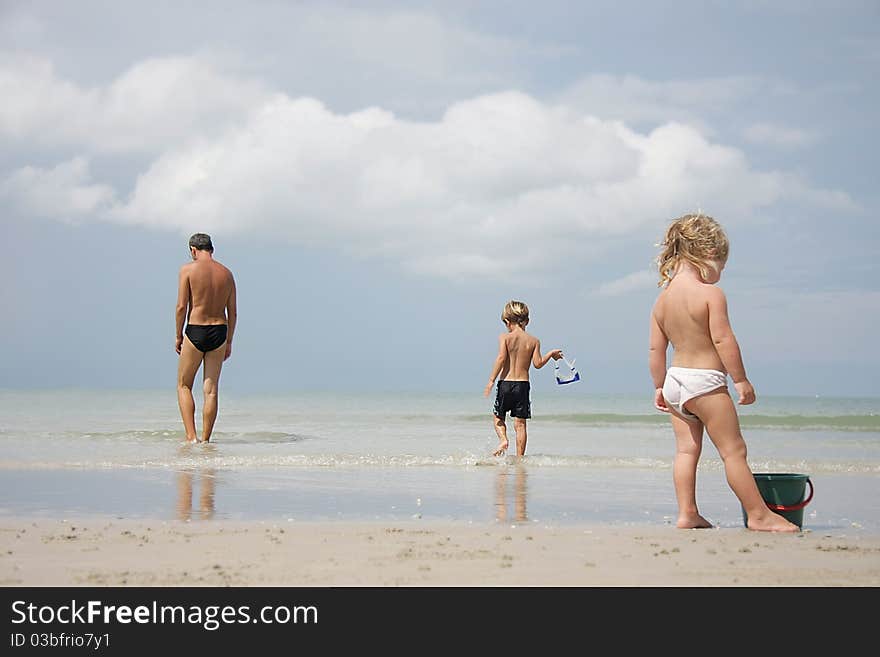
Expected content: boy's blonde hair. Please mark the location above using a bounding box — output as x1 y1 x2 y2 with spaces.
501 300 529 327
656 213 730 287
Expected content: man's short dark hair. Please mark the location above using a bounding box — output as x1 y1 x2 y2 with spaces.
189 233 214 252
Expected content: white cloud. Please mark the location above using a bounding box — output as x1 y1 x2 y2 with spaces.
0 5 574 119
0 57 859 281
0 157 115 219
595 270 657 297
0 52 268 153
743 122 816 147
103 91 856 280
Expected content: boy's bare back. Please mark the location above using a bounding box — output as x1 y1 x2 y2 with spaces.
497 329 543 381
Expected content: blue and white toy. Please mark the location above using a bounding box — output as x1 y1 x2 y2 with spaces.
555 357 580 385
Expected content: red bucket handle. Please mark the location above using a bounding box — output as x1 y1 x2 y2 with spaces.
765 478 813 512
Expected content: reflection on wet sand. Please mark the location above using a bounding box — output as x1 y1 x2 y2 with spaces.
494 463 528 522
176 469 216 520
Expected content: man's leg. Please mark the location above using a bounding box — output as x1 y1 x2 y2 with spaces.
177 338 204 442
200 343 226 442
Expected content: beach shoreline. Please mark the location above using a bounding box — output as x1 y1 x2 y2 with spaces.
3 517 879 587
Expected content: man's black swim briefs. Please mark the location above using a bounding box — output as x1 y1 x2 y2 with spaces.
185 324 228 353
493 380 531 419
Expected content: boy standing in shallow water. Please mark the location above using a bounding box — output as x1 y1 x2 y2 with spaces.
649 213 798 532
484 300 563 457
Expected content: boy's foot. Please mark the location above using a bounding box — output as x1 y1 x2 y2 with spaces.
677 513 713 529
493 441 508 457
747 511 800 532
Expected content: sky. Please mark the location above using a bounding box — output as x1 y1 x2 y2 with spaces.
1 0 878 397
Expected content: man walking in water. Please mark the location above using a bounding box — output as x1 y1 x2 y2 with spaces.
175 233 237 443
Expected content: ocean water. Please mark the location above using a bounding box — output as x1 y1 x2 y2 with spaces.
0 389 878 533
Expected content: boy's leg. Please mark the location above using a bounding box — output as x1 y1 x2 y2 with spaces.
669 414 712 528
513 417 528 456
199 343 226 443
687 389 798 532
492 414 509 456
177 339 203 442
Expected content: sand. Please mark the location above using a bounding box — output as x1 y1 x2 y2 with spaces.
2 517 879 587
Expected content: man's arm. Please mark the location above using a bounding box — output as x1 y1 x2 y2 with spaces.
648 308 670 412
224 274 237 361
532 340 563 369
483 335 508 397
707 287 755 405
175 267 190 354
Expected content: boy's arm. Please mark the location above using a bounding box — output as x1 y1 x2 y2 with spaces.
707 287 755 405
483 335 508 397
532 340 563 370
175 267 190 354
648 309 670 412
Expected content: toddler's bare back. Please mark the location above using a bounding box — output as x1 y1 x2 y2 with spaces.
653 279 726 371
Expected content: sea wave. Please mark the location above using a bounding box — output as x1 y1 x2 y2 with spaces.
1 453 877 474
461 413 880 431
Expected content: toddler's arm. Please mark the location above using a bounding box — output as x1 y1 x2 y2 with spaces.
707 288 756 405
648 310 670 412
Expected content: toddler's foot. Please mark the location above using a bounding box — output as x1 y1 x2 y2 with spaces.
677 513 713 529
747 511 800 533
493 441 508 457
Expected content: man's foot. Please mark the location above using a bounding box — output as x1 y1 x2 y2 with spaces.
677 513 713 529
747 511 800 532
184 435 198 444
493 441 508 457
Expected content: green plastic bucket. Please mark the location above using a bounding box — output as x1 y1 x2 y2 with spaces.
741 473 814 529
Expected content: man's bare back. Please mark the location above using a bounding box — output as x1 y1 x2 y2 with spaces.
180 258 236 327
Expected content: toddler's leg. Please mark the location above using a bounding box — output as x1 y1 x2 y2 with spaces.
688 389 799 532
514 417 528 456
669 413 713 528
492 415 509 456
